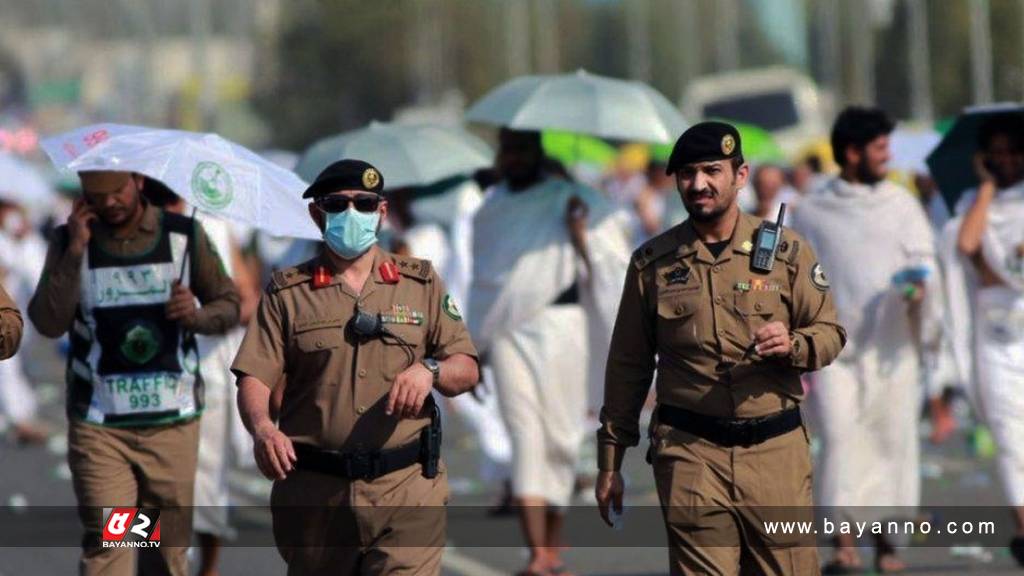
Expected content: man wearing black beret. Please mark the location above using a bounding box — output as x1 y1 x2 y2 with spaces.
596 121 847 575
234 159 480 574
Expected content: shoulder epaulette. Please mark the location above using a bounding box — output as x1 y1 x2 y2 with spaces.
632 228 679 270
393 255 432 282
267 261 313 293
776 227 801 265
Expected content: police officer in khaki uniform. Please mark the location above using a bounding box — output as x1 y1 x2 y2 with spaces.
232 159 479 575
595 122 846 575
28 170 240 575
0 283 22 359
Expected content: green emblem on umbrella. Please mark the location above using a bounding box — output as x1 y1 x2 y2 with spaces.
191 161 234 211
121 323 161 365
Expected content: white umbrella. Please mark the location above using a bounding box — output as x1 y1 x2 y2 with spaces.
295 121 493 188
890 126 941 175
41 123 320 240
0 153 55 209
465 69 688 144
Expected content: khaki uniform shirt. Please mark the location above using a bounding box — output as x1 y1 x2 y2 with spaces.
231 247 478 452
28 202 240 338
0 284 22 360
598 213 846 470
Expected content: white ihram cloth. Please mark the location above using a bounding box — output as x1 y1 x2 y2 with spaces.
0 231 45 425
470 178 630 505
940 183 1024 504
792 178 941 521
193 213 245 539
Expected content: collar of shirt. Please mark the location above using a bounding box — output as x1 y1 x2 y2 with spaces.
675 212 758 264
94 201 161 242
313 246 393 299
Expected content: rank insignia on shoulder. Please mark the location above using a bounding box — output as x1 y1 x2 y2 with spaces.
312 266 331 289
740 240 753 254
379 261 400 284
381 304 424 325
663 266 690 286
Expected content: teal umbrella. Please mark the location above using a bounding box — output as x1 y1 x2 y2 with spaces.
296 121 493 189
926 103 1024 210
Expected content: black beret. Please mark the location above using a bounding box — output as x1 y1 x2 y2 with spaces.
665 121 743 175
302 159 384 199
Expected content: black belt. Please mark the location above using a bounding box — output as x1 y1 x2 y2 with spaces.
657 405 801 447
294 442 421 480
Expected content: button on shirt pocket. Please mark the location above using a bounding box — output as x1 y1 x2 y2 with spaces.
293 318 346 376
656 290 703 349
734 291 781 334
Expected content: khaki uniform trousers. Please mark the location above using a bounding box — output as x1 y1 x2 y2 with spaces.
652 420 819 576
271 460 449 575
68 418 200 576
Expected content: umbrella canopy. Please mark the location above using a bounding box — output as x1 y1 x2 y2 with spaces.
926 103 1024 209
296 121 493 189
889 126 941 175
731 122 785 164
466 69 688 144
0 153 55 209
41 123 319 239
541 130 617 168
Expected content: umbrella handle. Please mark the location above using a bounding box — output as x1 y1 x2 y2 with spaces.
178 206 197 283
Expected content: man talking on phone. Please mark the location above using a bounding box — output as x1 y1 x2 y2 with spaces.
28 170 239 575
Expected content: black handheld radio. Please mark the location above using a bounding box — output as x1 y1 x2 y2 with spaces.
751 203 786 273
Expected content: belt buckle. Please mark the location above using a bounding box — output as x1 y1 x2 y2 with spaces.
729 421 758 447
347 452 380 480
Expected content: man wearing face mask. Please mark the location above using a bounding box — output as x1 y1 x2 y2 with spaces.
232 159 480 575
597 122 846 575
790 107 942 573
0 283 21 360
28 170 240 575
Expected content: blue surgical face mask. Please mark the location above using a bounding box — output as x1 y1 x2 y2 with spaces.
324 208 380 260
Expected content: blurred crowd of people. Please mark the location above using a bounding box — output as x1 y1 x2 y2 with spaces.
1 98 1022 574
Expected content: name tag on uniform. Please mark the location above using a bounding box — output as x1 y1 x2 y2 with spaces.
381 304 424 326
663 266 690 286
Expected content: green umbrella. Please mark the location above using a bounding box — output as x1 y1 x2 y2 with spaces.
541 130 617 167
730 122 785 164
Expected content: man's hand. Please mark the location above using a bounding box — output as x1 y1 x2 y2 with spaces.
67 198 97 257
165 281 198 328
252 421 295 481
973 151 996 186
754 321 792 358
387 362 433 419
595 470 624 527
566 196 589 258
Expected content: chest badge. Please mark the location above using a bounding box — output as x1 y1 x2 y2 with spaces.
381 304 424 326
379 261 400 284
663 266 690 286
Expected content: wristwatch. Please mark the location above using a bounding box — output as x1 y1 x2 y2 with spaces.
421 358 440 387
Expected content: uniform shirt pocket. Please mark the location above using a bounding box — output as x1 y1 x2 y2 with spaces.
734 291 782 319
294 318 346 353
656 289 703 350
380 324 425 380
